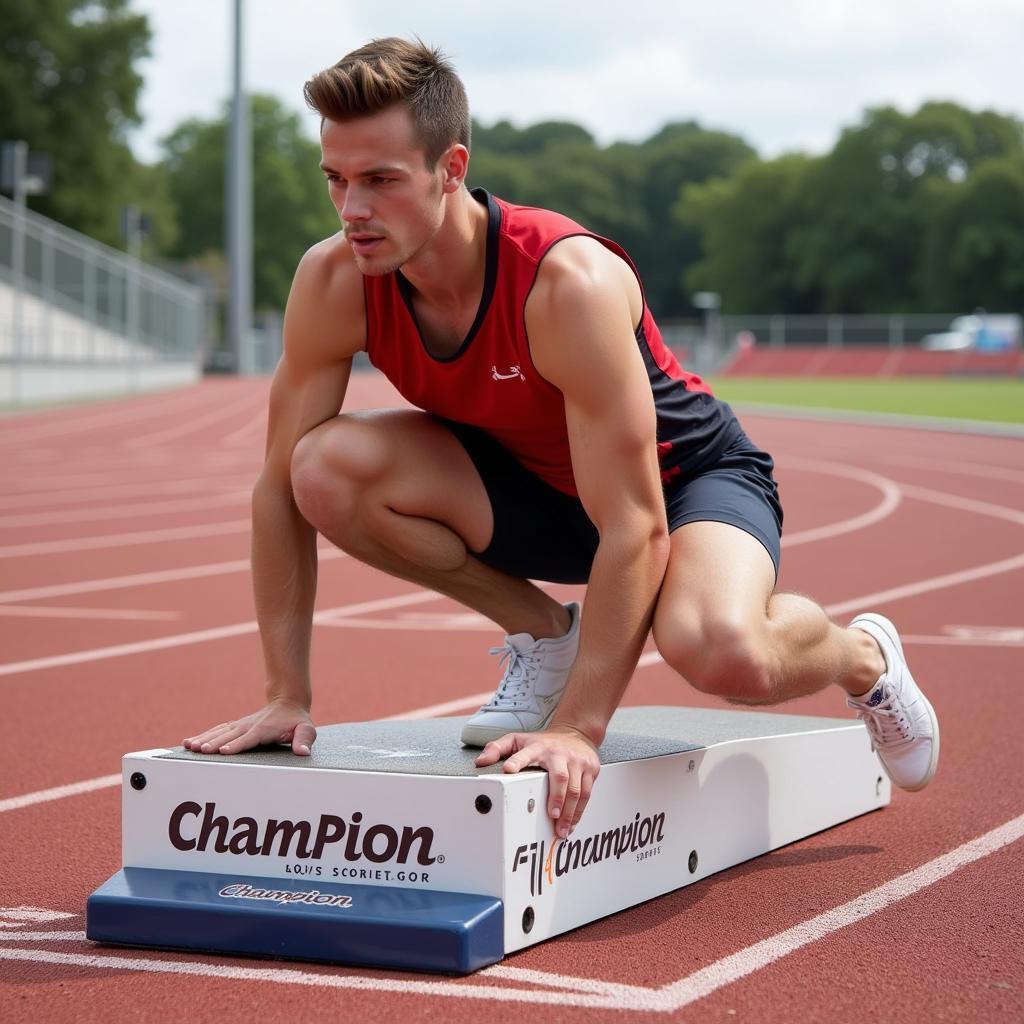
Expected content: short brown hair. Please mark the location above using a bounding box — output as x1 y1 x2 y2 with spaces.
303 38 470 167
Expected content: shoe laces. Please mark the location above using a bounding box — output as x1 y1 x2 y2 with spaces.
485 639 541 710
848 682 914 747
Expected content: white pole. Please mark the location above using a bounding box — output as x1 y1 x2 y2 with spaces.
227 0 252 375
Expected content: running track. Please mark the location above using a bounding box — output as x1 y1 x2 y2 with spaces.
1 376 1022 1022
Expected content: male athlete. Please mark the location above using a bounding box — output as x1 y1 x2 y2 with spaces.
184 39 939 839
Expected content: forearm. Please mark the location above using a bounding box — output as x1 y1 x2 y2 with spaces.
251 477 319 708
549 518 670 746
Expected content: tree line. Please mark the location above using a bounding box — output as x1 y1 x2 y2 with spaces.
3 1 1022 321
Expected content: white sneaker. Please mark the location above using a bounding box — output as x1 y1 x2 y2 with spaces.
460 603 581 747
847 613 940 792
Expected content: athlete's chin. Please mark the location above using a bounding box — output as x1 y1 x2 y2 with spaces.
353 253 405 277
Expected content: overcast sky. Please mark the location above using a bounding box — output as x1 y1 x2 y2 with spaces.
129 0 1024 163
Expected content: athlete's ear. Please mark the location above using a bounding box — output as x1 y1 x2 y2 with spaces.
439 144 469 194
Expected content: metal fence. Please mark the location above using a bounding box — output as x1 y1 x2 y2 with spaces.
718 314 965 349
0 192 205 365
658 312 1023 376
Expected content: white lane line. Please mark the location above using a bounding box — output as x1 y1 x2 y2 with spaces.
0 519 251 558
899 482 1024 526
902 634 1024 648
824 552 1024 619
653 812 1024 1014
0 946 624 1008
0 473 256 512
0 561 252 603
0 774 122 813
3 550 1023 679
0 908 76 923
481 964 643 996
0 929 84 940
380 692 494 721
846 451 1024 486
0 491 250 529
943 625 1024 641
1 814 1021 1011
0 605 180 621
318 612 495 631
0 590 444 678
0 548 344 604
222 406 268 446
0 387 223 445
776 460 902 548
122 390 267 448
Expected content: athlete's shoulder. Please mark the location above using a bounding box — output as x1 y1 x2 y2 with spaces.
492 193 589 255
294 231 361 295
286 232 365 359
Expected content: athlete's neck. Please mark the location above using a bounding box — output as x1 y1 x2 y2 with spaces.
400 188 488 312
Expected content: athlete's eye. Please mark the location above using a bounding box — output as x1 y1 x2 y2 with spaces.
370 176 394 186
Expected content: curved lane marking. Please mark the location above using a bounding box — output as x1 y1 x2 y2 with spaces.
775 459 903 548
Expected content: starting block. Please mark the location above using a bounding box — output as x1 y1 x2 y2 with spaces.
87 706 889 974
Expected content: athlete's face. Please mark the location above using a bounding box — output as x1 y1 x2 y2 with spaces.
320 106 459 276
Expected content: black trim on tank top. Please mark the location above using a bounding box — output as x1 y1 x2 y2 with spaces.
394 188 501 363
635 321 742 480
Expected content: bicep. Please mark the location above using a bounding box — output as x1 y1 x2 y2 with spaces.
262 354 351 483
261 248 361 487
563 350 663 534
529 257 663 533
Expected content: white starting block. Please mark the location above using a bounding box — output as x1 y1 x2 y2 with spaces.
87 706 890 974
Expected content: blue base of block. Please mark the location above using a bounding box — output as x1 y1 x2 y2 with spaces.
86 867 504 974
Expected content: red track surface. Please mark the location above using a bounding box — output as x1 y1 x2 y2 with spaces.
2 376 1022 1022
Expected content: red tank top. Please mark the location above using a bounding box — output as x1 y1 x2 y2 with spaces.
364 190 729 496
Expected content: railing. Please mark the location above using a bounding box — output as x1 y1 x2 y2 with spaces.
0 192 205 365
718 314 966 349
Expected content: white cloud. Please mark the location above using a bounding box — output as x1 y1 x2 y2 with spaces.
128 0 1024 162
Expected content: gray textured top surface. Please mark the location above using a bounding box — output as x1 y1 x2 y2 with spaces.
159 706 857 777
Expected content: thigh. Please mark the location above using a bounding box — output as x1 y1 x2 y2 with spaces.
654 520 777 639
663 433 783 578
444 420 599 584
654 435 783 641
295 408 495 552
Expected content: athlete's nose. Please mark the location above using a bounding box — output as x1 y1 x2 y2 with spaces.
340 185 371 224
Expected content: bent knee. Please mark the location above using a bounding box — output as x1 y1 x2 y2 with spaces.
290 416 386 529
654 612 775 704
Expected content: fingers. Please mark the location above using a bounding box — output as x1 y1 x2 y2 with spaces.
183 707 315 757
183 722 241 753
216 724 264 755
567 770 595 836
474 734 519 767
555 763 583 839
478 732 599 839
292 722 317 756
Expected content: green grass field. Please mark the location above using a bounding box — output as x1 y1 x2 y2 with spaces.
707 377 1024 425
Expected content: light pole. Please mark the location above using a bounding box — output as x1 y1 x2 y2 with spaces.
226 0 253 375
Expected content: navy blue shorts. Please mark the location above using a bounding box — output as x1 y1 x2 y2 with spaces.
444 421 782 585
